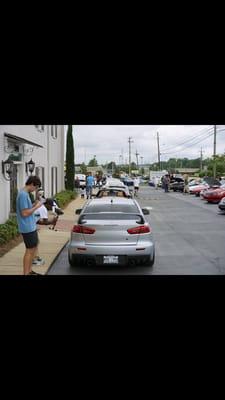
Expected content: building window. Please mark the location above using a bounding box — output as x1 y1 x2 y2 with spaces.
51 167 58 197
35 166 45 193
51 125 57 139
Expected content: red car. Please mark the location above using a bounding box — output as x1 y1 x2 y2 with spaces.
189 183 209 196
202 184 225 203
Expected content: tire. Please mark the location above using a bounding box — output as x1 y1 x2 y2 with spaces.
142 252 155 267
68 254 80 267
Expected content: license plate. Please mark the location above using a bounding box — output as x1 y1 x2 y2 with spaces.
103 256 118 264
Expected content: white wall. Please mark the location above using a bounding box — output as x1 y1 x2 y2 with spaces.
0 125 65 224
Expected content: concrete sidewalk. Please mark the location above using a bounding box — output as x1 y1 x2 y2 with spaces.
0 194 86 275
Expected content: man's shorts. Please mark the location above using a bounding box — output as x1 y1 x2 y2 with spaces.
134 186 139 191
21 230 39 249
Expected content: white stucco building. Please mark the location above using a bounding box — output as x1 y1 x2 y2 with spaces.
0 125 65 224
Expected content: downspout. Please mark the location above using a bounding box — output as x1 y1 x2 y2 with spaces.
61 125 65 190
47 125 51 197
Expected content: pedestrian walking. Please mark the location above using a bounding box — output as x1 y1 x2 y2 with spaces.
86 172 95 199
133 176 140 196
16 176 42 275
154 177 159 189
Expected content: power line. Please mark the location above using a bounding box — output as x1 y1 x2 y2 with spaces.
161 131 215 156
161 126 214 152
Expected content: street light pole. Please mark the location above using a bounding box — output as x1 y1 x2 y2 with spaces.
135 150 139 170
213 125 217 178
200 147 203 172
128 137 133 176
157 132 161 171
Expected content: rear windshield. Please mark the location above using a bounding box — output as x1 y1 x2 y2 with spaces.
79 213 143 222
96 190 127 197
84 204 139 213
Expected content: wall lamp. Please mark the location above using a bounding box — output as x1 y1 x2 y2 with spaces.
2 157 14 181
25 158 35 175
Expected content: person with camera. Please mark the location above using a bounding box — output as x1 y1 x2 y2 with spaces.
16 176 43 275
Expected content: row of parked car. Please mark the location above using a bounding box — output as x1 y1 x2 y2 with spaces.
68 177 155 268
170 176 225 211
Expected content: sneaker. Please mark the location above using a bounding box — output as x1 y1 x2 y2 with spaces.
32 258 45 266
29 270 42 276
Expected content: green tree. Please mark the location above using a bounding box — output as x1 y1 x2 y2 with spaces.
88 157 98 167
130 162 137 171
65 125 75 190
206 155 225 177
80 163 87 175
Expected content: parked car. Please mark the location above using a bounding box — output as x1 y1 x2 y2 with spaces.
94 186 131 198
202 184 225 203
104 178 125 187
148 180 155 187
218 197 225 211
190 178 221 196
122 177 135 196
75 174 86 188
68 197 155 267
189 181 210 196
188 179 202 187
169 177 184 192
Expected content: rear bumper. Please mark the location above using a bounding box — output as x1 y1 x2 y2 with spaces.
68 242 155 265
203 196 220 203
69 253 154 266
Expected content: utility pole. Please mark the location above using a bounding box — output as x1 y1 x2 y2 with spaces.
200 147 203 171
128 137 133 176
135 150 139 170
141 156 143 165
213 125 217 178
157 132 161 171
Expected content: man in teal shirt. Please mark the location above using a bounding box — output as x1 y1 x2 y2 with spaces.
16 175 42 275
86 173 95 199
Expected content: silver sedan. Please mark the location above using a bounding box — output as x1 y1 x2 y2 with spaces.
68 197 155 267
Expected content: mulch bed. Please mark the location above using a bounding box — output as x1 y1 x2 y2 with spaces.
0 235 23 258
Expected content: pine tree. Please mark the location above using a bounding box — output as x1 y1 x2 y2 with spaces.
65 125 75 191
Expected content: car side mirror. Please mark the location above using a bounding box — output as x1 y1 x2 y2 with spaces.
75 209 82 215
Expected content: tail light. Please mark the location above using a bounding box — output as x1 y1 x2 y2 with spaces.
127 225 151 234
72 225 95 234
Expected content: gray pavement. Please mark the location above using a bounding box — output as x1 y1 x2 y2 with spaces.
48 186 225 275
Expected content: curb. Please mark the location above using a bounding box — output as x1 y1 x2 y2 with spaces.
45 240 69 275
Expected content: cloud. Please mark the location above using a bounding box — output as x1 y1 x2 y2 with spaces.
64 125 225 165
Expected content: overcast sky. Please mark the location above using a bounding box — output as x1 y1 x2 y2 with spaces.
64 125 225 165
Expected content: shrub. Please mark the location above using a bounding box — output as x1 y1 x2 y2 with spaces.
54 190 77 208
0 216 19 245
